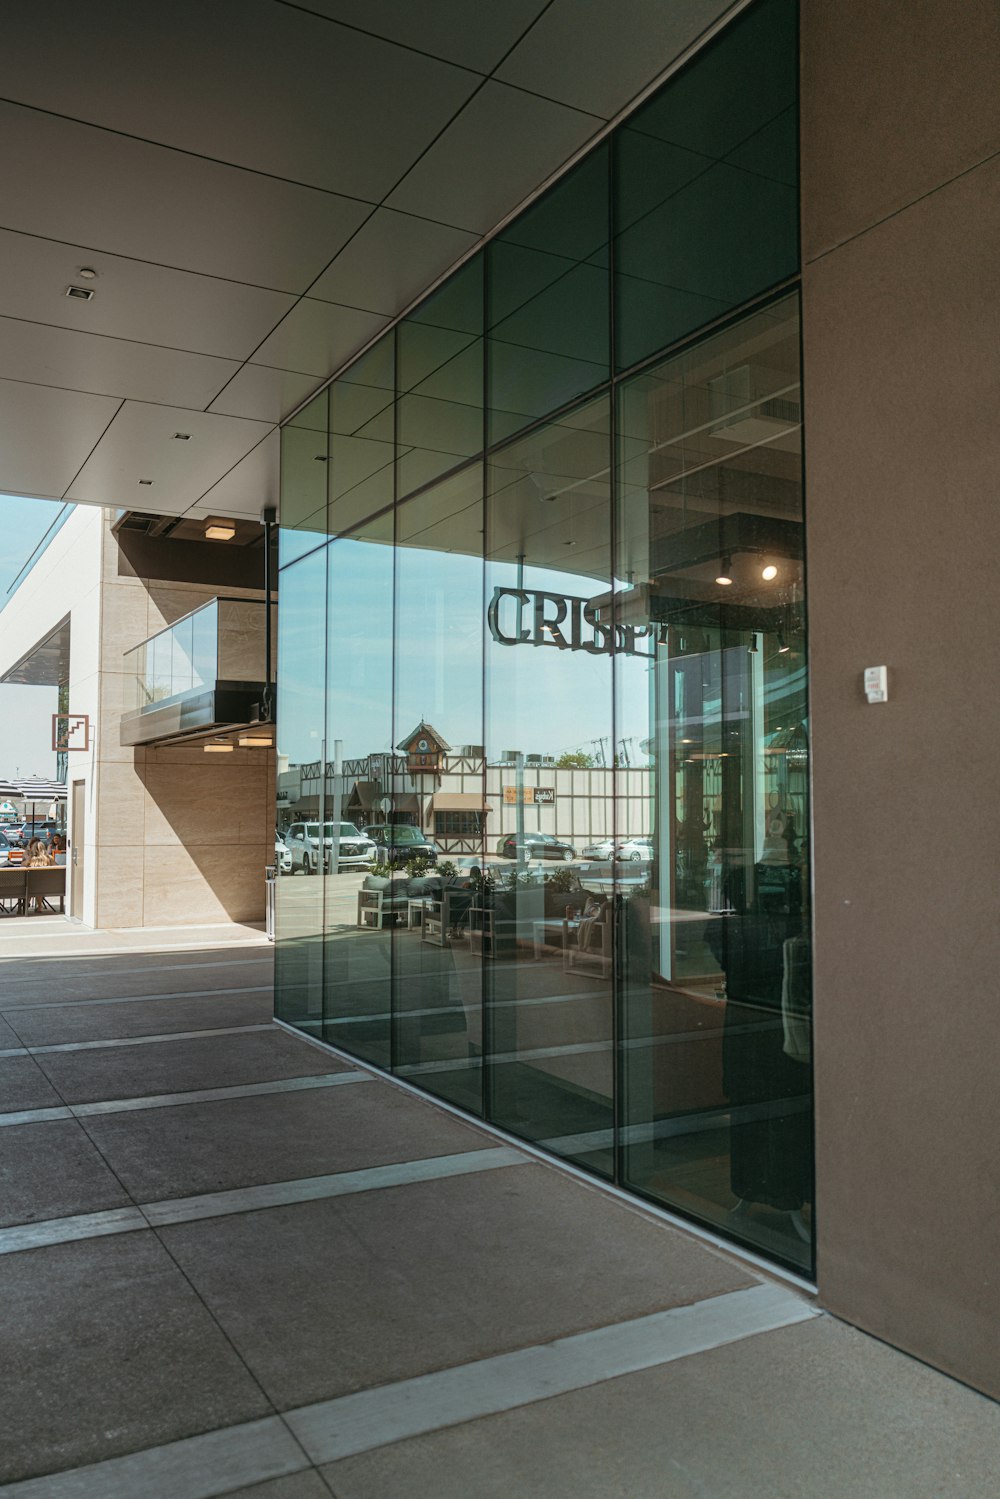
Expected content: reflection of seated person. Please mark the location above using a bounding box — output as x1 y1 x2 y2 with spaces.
577 896 607 953
50 834 67 866
708 864 812 1225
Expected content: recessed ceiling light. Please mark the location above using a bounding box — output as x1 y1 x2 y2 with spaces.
204 740 234 753
238 734 273 748
204 518 236 541
172 432 191 441
761 564 778 580
313 455 328 463
138 479 153 486
65 285 94 301
77 267 98 280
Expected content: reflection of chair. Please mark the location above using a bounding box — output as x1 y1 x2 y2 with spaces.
25 868 65 914
563 901 612 976
0 869 26 915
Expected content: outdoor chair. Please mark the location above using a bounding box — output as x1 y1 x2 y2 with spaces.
0 869 27 915
25 867 66 914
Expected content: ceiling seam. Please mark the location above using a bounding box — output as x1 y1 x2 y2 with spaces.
184 429 279 513
58 399 126 501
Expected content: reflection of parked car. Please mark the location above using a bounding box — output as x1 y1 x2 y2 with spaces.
581 837 615 860
285 821 376 873
616 836 653 862
499 832 576 861
0 830 13 866
364 824 438 866
274 835 292 874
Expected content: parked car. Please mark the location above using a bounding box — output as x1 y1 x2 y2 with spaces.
284 821 376 873
364 824 438 867
498 832 576 862
0 829 13 866
274 834 292 875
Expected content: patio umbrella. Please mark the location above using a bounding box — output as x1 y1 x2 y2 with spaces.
14 779 68 833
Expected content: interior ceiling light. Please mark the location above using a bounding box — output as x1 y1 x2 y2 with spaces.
715 556 733 586
239 734 273 748
204 740 234 753
138 479 153 485
204 518 236 541
761 563 778 580
172 432 191 441
77 267 98 279
65 285 94 300
778 630 790 654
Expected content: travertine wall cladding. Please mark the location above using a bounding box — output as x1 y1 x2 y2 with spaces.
95 514 273 928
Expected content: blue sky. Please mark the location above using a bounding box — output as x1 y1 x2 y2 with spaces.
0 495 68 779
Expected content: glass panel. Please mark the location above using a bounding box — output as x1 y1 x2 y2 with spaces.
488 144 609 446
322 511 394 1068
280 388 330 568
616 292 811 1270
329 333 396 536
484 394 614 1173
274 547 328 1034
614 0 798 371
397 255 483 501
392 463 484 1113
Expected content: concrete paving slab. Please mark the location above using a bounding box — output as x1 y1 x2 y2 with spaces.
159 1165 756 1410
30 1027 345 1104
217 1475 330 1499
0 1054 65 1111
0 1231 272 1485
7 990 274 1045
322 1315 1000 1499
83 1074 499 1199
0 969 272 1010
0 1118 132 1226
0 1014 21 1047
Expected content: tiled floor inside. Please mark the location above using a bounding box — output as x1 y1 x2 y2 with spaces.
2 929 999 1497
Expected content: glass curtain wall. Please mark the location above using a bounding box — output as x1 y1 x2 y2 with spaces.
275 0 809 1272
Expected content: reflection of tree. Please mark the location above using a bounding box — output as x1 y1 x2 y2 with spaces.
554 750 595 768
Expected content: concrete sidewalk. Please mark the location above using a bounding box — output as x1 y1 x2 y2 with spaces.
1 936 998 1497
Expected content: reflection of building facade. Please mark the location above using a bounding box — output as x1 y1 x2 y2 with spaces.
278 743 653 856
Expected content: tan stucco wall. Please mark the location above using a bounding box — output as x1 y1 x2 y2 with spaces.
94 514 273 928
802 1 1000 1394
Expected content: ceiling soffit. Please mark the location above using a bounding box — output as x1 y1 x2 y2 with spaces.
0 0 741 524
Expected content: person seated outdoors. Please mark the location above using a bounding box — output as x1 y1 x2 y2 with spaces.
26 838 53 913
49 833 67 866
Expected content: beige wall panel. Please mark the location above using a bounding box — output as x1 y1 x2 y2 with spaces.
94 844 144 928
804 156 1000 1395
801 0 1000 261
96 760 146 847
141 761 268 846
142 842 268 925
100 576 151 646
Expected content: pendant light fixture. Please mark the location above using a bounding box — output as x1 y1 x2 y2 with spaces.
715 556 733 586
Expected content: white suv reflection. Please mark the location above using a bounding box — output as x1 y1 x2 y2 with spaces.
283 821 376 874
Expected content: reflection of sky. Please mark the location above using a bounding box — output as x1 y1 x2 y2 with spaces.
278 539 652 765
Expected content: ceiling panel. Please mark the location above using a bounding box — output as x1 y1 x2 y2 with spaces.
289 0 550 73
0 319 238 409
497 0 737 117
208 366 323 424
185 432 280 521
308 208 478 315
250 300 390 379
386 82 603 233
65 403 272 511
2 0 480 201
0 379 122 500
0 103 371 292
0 229 297 361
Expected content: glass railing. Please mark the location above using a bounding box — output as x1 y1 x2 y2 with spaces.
122 597 276 716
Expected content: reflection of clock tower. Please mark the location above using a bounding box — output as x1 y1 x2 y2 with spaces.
397 721 451 782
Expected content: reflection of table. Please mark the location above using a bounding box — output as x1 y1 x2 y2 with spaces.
532 918 578 960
